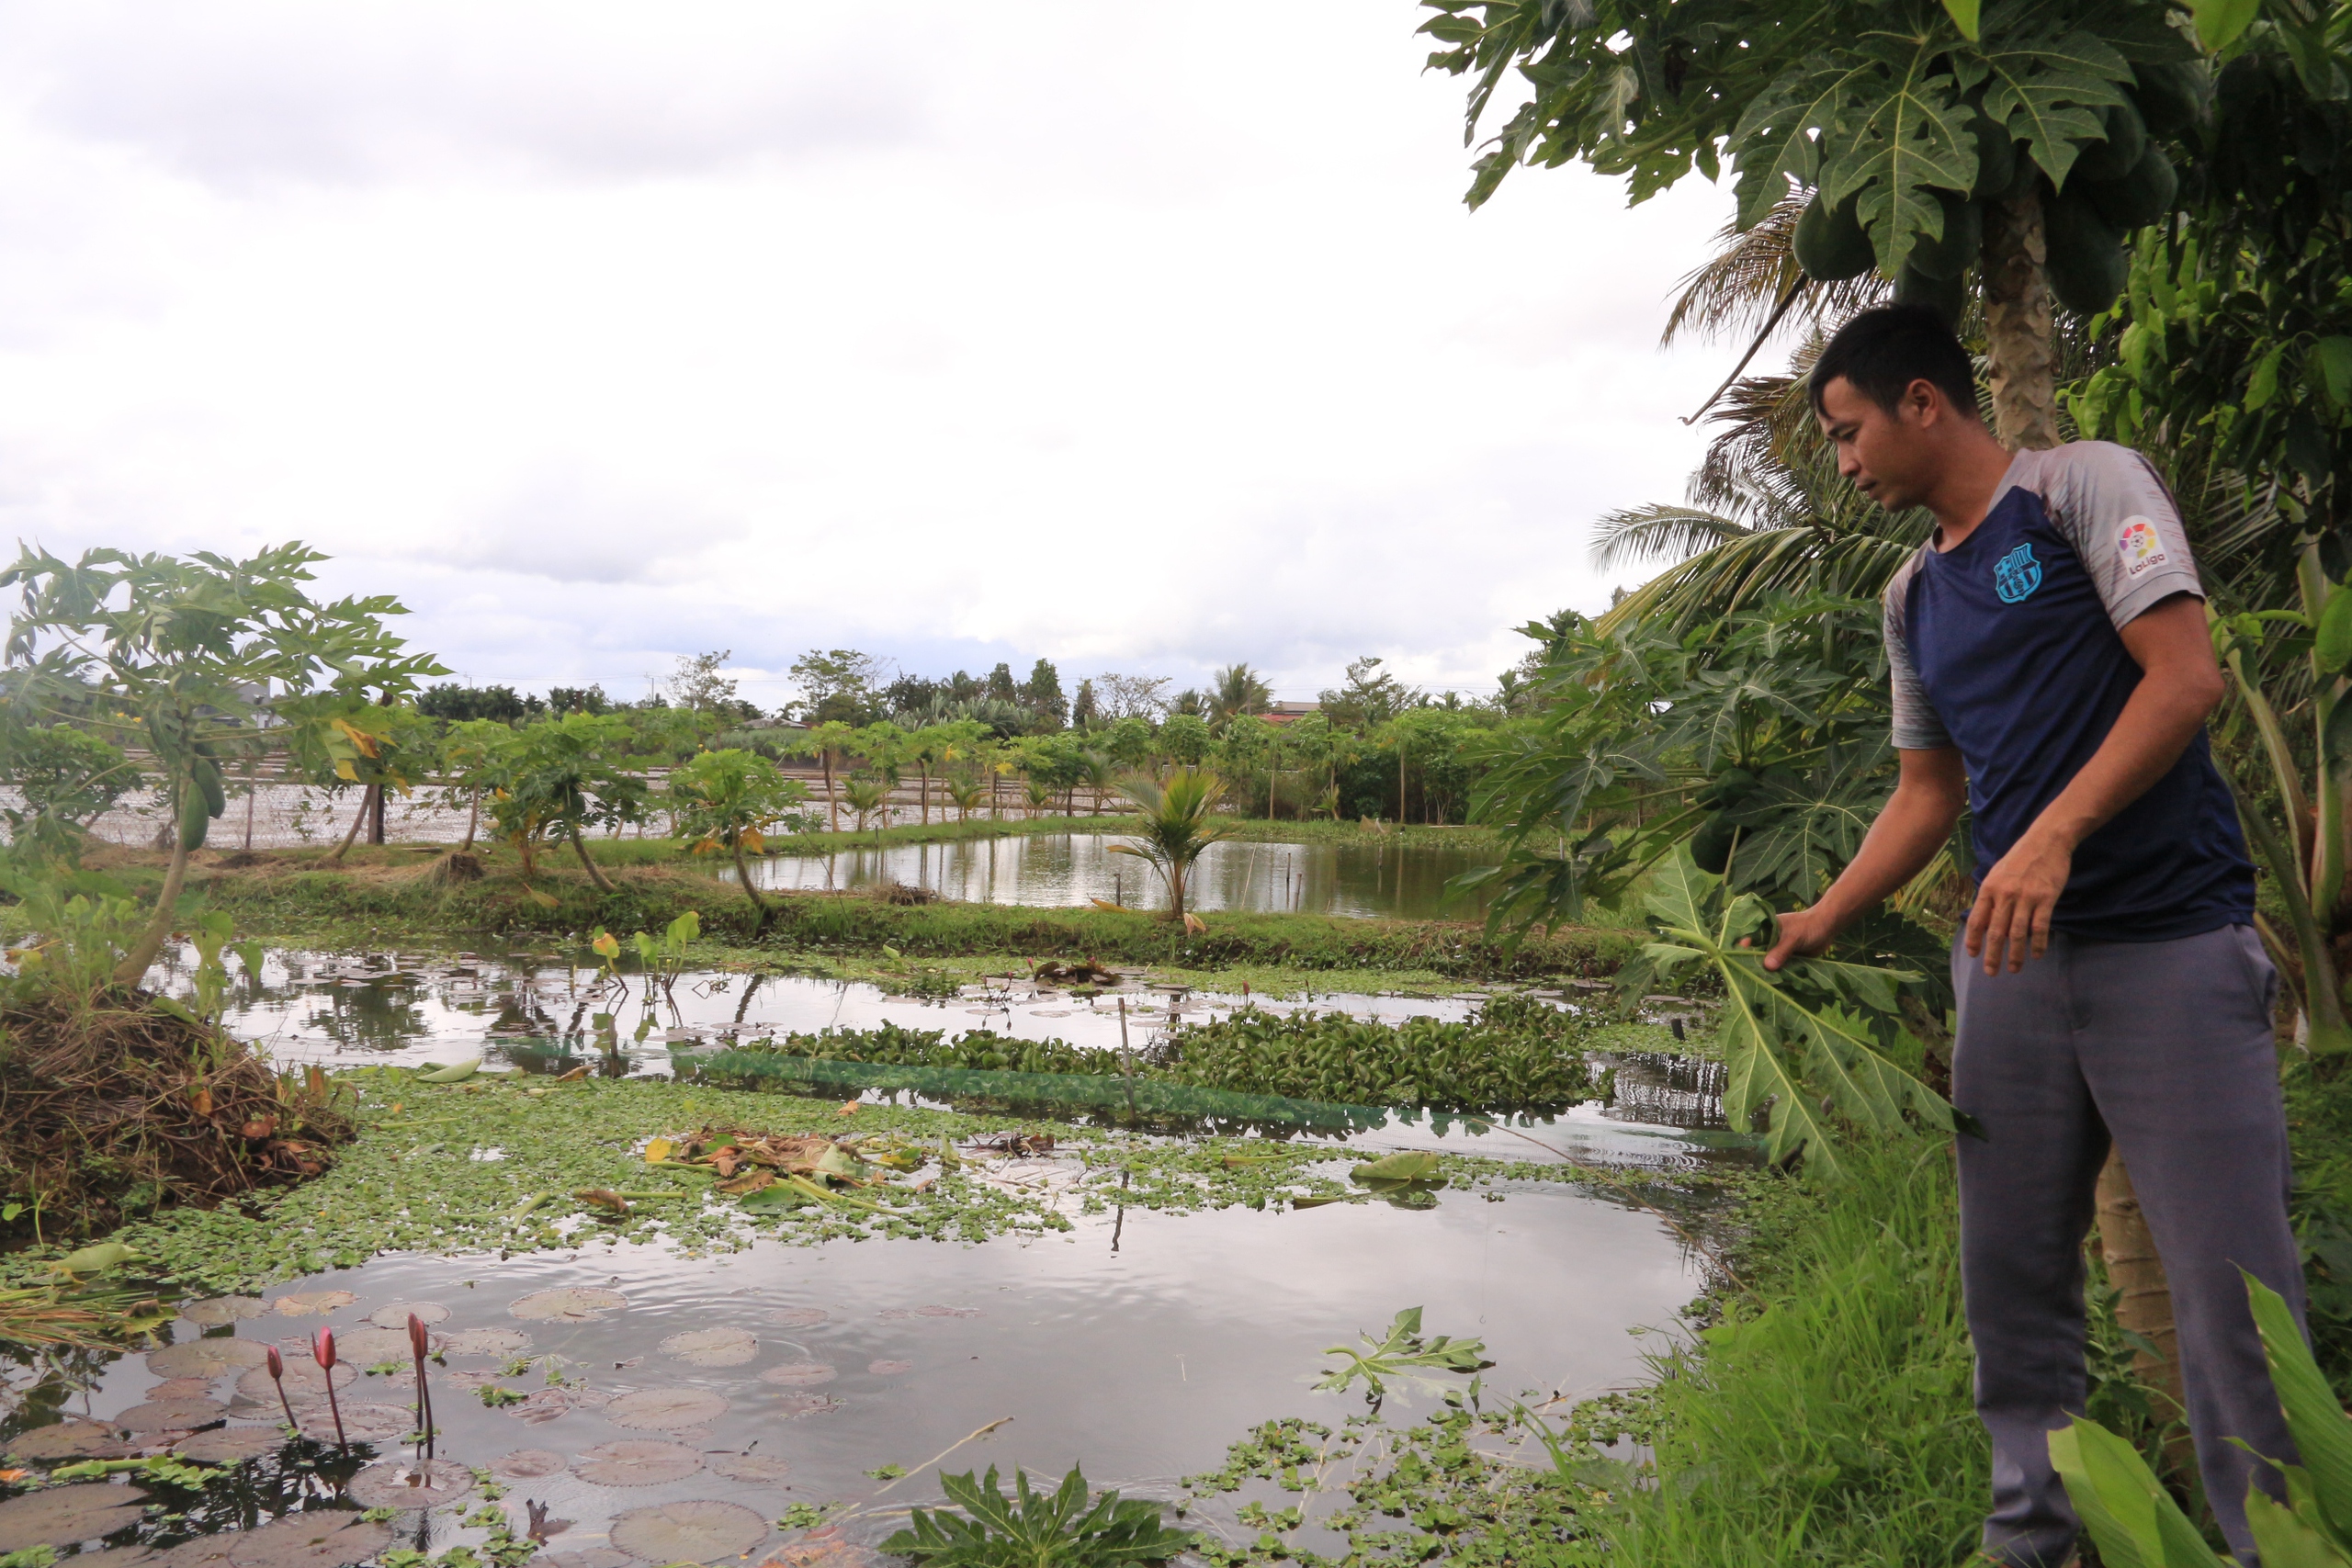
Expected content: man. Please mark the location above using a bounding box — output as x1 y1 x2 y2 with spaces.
1760 305 2303 1567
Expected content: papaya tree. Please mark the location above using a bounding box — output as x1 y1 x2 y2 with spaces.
480 713 654 894
1422 0 2258 446
0 543 445 984
668 748 819 923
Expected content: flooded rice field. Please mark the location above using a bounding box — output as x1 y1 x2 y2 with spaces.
734 834 1495 922
3 1183 1698 1564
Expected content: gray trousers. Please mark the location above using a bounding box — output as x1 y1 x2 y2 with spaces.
1951 923 2304 1567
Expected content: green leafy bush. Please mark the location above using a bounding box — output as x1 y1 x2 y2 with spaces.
728 1022 1114 1077
881 1464 1193 1568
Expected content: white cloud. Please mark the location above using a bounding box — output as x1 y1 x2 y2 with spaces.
0 0 1750 710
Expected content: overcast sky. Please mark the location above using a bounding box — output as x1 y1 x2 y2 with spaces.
0 2 1750 712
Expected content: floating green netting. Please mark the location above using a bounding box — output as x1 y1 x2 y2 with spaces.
678 1049 1392 1131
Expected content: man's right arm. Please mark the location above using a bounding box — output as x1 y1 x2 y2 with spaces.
1761 745 1967 970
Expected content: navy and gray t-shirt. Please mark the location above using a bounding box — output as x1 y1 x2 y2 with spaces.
1882 440 2255 942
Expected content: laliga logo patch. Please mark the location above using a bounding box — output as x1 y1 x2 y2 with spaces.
1994 542 2042 604
2116 515 2169 580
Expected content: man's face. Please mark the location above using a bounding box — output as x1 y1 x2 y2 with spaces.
1815 376 1939 513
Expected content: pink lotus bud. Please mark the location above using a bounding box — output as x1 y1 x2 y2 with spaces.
312 1326 336 1369
407 1313 430 1359
266 1345 284 1380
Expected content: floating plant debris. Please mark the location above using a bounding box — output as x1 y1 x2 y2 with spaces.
571 1439 704 1486
770 1393 842 1418
764 1308 828 1328
866 1359 913 1375
877 1305 981 1320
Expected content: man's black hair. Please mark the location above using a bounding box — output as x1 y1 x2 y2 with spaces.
1808 304 1978 421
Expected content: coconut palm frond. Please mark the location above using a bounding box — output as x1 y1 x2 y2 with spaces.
1597 526 1927 637
1590 505 1758 570
1659 192 1894 349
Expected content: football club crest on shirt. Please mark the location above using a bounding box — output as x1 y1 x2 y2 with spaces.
2116 515 2169 580
1994 542 2043 604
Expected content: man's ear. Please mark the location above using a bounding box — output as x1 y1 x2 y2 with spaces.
1901 378 1944 427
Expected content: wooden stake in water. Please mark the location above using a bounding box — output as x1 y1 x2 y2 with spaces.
1116 997 1139 1123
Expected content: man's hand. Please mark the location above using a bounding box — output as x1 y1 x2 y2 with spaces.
1963 829 2073 975
1761 906 1838 971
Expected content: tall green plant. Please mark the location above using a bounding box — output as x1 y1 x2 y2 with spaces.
477 713 652 893
669 748 817 919
882 1465 1193 1568
0 721 132 866
0 543 444 984
1110 768 1227 924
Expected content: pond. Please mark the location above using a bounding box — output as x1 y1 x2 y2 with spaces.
733 834 1497 921
1 1175 1701 1565
186 947 1736 1171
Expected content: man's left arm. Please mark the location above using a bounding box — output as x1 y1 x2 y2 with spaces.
1965 592 2225 975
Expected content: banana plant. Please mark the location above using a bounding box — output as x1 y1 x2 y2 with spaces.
2051 1274 2352 1567
1617 849 1966 1179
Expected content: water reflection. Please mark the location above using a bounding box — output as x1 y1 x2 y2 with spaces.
736 832 1496 920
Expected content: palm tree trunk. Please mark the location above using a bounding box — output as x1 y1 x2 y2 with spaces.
824 750 839 833
919 762 930 825
568 820 615 893
114 840 194 986
1981 186 2061 451
2096 1157 2198 1481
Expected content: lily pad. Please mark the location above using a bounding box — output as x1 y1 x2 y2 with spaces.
758 1363 836 1388
180 1297 266 1328
118 1398 228 1432
3 1422 137 1461
763 1308 827 1328
510 1287 628 1323
540 1552 632 1568
0 1484 152 1551
706 1453 793 1483
609 1499 768 1563
151 1515 393 1568
171 1428 286 1464
771 1393 842 1418
865 1360 913 1376
330 1327 438 1363
148 1379 220 1404
572 1439 705 1486
367 1302 450 1329
148 1339 270 1380
441 1328 532 1357
605 1387 729 1430
661 1328 757 1368
322 1403 415 1440
490 1449 569 1480
235 1360 355 1402
268 1291 357 1317
762 1531 874 1568
876 1305 979 1320
501 1388 571 1425
346 1458 478 1511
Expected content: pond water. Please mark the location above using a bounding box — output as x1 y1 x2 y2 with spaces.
1 1176 1700 1565
170 947 1736 1171
734 834 1496 922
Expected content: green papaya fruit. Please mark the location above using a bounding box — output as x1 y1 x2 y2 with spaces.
2042 191 2129 315
1894 261 1967 325
2129 60 2205 139
2075 97 2147 184
1696 767 1759 810
1690 814 1741 876
1792 192 1875 282
194 757 227 819
2081 147 2178 231
1909 192 1983 281
177 787 211 852
1967 110 2017 201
